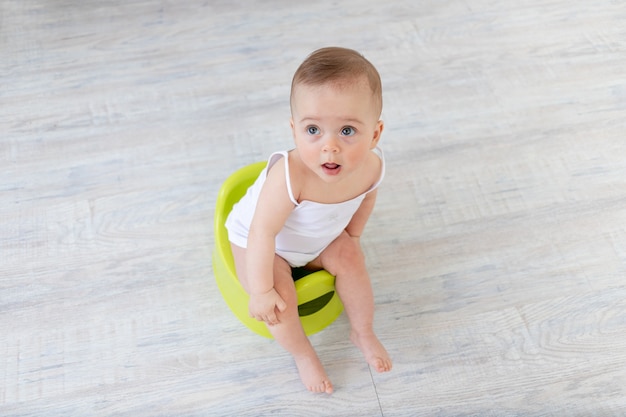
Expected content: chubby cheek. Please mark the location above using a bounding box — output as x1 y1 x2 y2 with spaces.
305 149 322 166
345 145 373 167
294 142 319 163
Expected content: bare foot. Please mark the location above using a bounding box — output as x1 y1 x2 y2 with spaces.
294 354 334 394
351 331 393 373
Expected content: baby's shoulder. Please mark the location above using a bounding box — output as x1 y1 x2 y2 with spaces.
285 151 307 199
262 151 301 204
265 152 289 185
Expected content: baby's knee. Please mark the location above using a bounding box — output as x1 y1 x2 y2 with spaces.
329 236 366 272
273 280 299 312
341 235 365 258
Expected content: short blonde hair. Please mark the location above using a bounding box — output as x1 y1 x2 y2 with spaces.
290 47 383 116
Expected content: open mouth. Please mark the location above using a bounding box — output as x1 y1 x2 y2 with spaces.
322 162 341 175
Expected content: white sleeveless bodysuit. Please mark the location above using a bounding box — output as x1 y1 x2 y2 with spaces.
225 148 384 267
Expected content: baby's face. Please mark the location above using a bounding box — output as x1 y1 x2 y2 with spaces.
290 78 382 183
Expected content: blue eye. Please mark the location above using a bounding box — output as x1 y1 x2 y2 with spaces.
307 126 320 135
341 126 356 136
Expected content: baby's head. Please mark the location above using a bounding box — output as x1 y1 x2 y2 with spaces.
290 47 382 118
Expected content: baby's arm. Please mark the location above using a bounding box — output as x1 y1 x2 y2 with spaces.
345 189 377 240
246 160 295 325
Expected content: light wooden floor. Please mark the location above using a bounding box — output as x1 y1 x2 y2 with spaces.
2 0 626 415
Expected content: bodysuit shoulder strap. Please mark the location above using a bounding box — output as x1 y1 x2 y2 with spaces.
267 151 298 206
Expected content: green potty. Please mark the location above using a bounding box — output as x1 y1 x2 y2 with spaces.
212 161 344 338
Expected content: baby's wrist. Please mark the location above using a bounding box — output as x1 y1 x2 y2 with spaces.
250 287 274 296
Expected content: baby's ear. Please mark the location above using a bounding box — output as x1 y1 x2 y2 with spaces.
289 117 296 137
370 120 384 148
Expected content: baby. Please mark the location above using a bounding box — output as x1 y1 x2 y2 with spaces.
226 46 392 394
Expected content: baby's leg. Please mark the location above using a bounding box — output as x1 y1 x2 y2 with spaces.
230 244 333 394
312 233 392 373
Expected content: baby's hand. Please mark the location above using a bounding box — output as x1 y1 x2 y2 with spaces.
248 288 287 326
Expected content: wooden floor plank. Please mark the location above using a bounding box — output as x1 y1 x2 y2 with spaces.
2 0 626 415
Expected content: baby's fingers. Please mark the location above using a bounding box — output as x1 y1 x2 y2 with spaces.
249 311 276 325
265 311 280 326
276 296 287 313
249 310 266 322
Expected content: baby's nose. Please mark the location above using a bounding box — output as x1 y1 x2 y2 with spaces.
322 136 340 152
